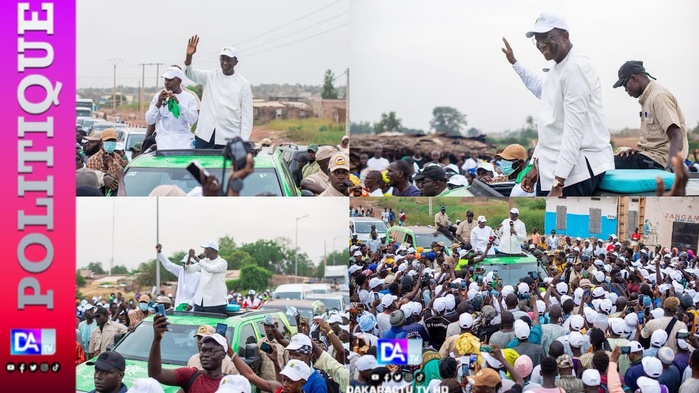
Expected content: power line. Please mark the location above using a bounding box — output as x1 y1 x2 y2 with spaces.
195 0 344 59
244 23 348 58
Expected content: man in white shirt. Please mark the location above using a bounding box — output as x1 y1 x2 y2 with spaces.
461 151 479 174
184 35 253 148
367 232 382 253
502 13 614 197
496 208 527 254
155 244 200 311
367 144 390 172
145 66 199 150
186 240 228 314
241 290 261 309
547 229 559 250
471 216 496 256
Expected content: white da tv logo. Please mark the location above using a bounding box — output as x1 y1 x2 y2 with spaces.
11 329 56 355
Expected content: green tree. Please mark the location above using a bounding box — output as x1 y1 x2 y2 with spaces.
315 249 350 278
238 238 290 273
350 121 373 134
466 127 481 137
429 106 467 135
223 249 256 270
226 263 272 292
134 259 178 287
321 69 338 99
111 265 129 274
85 262 106 275
76 271 86 287
373 112 402 133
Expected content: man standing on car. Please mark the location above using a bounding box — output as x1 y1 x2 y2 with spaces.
145 65 199 149
184 35 253 148
186 241 228 314
502 13 614 196
156 244 200 311
495 208 527 254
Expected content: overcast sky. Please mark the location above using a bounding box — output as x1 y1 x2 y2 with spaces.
77 0 349 89
77 198 348 270
349 0 699 133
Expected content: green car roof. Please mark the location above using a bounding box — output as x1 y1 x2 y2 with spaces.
478 254 539 264
76 311 291 393
128 152 276 169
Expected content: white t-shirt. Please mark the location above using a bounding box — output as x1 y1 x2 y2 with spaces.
496 218 527 254
471 225 496 256
367 157 390 172
145 89 199 149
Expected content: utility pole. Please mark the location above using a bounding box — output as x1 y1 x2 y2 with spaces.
345 67 350 136
107 58 122 112
139 63 165 112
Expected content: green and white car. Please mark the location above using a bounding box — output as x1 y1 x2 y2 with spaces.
122 148 301 196
76 310 292 393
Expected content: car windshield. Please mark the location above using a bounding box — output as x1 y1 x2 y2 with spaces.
76 109 91 117
126 134 145 150
273 292 301 300
307 297 342 313
114 322 231 365
355 221 388 234
415 233 453 248
123 167 282 196
477 261 547 287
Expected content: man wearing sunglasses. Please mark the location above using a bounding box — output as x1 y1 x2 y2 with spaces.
501 13 614 197
612 60 688 171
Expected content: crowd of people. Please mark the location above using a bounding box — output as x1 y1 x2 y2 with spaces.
351 13 695 197
347 207 699 393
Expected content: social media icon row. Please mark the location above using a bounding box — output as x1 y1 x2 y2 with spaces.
369 371 422 383
6 362 59 373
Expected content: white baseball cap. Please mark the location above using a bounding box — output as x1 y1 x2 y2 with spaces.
348 265 362 274
459 313 474 329
434 297 447 313
556 282 568 295
599 299 613 314
510 208 520 215
201 241 219 251
216 375 252 393
609 318 626 335
201 333 228 352
628 341 644 353
637 377 661 393
514 320 530 340
220 47 238 59
369 277 385 289
286 333 312 351
161 66 185 81
477 215 487 223
525 13 569 38
642 357 663 378
129 378 168 393
381 294 397 309
569 315 585 332
481 352 503 369
582 369 601 387
356 355 378 372
280 360 311 382
592 286 606 298
353 250 362 257
650 330 668 348
568 331 584 347
517 282 530 294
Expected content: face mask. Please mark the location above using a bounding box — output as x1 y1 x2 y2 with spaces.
139 303 148 312
103 141 117 153
500 160 518 176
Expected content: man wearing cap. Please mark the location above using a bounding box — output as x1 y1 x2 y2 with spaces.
376 294 398 337
625 341 648 392
495 208 527 255
187 325 238 375
582 369 601 393
434 206 457 241
86 128 128 189
241 290 261 309
467 368 504 393
302 144 320 179
146 65 199 150
150 314 229 392
641 296 684 352
414 165 448 196
257 316 289 388
424 296 451 349
319 152 351 196
186 241 228 314
87 351 128 393
127 294 152 329
234 351 310 393
456 211 477 246
156 244 200 312
613 60 688 170
88 307 128 359
495 144 535 196
280 334 327 393
471 216 497 256
78 305 98 355
301 146 336 195
184 35 253 148
556 354 583 393
502 13 614 197
512 319 546 367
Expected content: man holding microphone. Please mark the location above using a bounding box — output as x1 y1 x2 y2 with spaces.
496 208 527 255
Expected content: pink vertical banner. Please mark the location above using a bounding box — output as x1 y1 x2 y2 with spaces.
0 0 75 390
